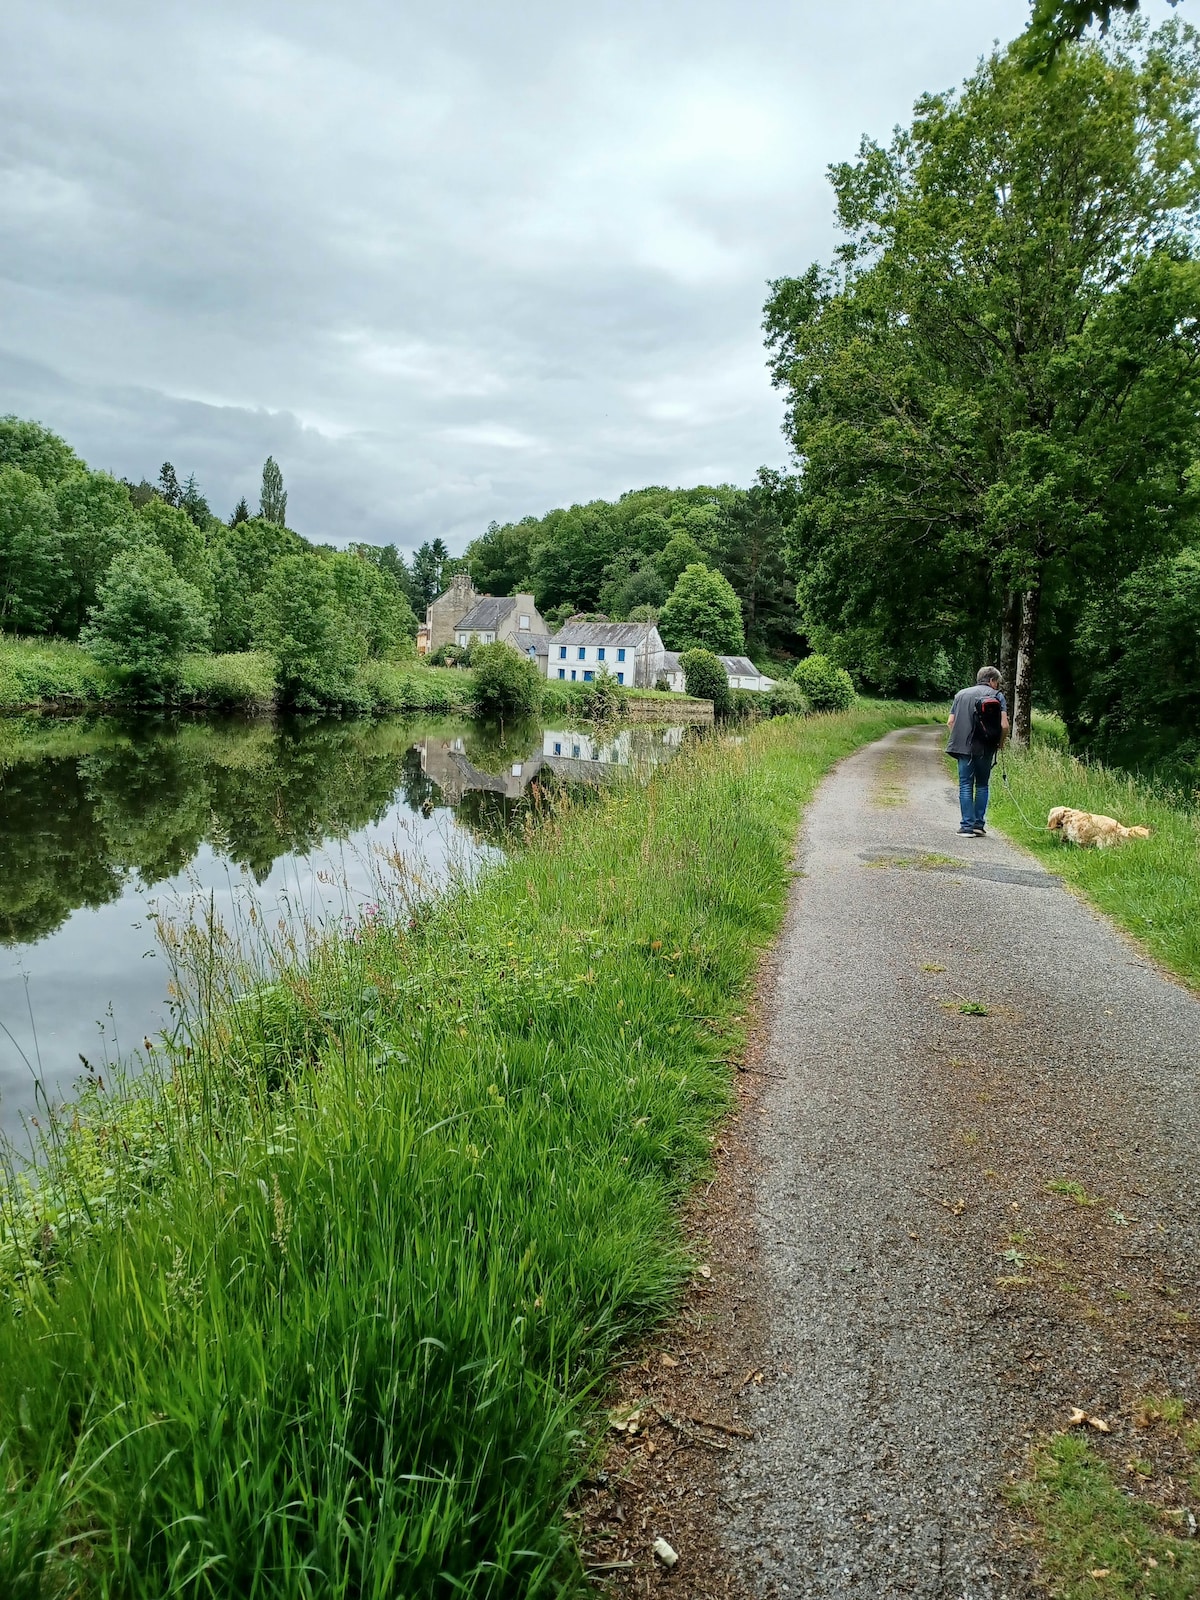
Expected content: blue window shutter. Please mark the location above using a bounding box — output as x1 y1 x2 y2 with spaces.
617 648 626 662
558 669 565 679
578 647 585 660
559 646 566 659
598 647 605 661
617 672 624 685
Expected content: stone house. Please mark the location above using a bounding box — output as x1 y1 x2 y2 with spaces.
424 574 548 655
545 620 666 689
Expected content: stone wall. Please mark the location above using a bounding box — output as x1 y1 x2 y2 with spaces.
427 574 478 652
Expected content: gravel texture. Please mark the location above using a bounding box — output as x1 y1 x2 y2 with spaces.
719 726 1200 1599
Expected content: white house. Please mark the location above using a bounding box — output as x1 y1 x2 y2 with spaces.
545 621 666 689
718 655 776 692
660 650 775 693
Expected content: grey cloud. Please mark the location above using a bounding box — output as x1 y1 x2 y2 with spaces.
4 0 1056 555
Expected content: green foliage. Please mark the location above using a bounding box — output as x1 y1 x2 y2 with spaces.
658 563 746 654
254 554 364 710
793 654 856 712
0 466 62 632
136 496 212 595
53 471 139 635
467 482 800 655
766 19 1200 728
0 416 82 485
328 549 418 657
679 647 730 714
82 547 211 695
0 702 930 1597
1023 1 1144 70
576 667 628 722
470 640 544 717
1073 547 1200 781
209 517 305 652
259 455 287 526
176 651 276 710
0 635 113 710
764 679 808 718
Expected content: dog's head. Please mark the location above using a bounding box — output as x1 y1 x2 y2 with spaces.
1128 825 1152 839
1047 807 1068 831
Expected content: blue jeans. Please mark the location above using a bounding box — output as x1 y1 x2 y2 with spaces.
957 752 995 831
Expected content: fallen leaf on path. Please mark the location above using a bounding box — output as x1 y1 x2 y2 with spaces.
659 1352 679 1368
1089 1570 1110 1580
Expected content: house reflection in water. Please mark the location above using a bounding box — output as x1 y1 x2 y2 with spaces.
416 726 689 809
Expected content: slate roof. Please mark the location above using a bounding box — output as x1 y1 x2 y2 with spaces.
661 651 683 675
718 656 768 679
522 634 552 660
456 596 517 632
552 621 658 647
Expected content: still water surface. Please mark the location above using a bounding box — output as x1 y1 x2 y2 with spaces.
0 713 690 1140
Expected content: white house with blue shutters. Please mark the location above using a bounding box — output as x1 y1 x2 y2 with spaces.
545 620 666 689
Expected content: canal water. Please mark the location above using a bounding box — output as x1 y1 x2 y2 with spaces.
0 713 692 1141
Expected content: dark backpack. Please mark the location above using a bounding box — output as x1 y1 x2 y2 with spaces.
971 692 1004 753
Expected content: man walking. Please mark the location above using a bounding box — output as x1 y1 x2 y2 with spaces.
946 667 1008 836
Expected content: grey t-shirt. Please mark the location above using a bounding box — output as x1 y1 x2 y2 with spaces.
946 684 1007 757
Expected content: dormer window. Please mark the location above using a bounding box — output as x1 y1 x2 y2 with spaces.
519 614 530 630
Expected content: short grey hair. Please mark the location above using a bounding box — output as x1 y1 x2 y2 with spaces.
976 665 1001 686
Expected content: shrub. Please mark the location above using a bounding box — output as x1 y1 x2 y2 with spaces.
0 634 114 708
82 545 211 696
254 554 365 709
578 668 627 722
793 654 855 712
177 651 276 711
764 679 808 718
471 641 543 717
659 564 745 654
680 647 730 714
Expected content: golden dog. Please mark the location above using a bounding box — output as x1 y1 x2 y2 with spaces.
1047 806 1152 848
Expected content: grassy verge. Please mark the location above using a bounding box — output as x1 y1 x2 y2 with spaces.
1007 1408 1200 1598
0 700 935 1598
986 741 1200 990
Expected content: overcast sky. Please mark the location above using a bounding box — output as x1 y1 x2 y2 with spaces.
0 0 1088 553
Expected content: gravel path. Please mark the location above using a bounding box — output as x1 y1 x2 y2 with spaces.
720 726 1200 1599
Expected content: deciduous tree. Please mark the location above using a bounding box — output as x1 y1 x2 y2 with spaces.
766 20 1200 740
658 564 745 654
259 456 287 526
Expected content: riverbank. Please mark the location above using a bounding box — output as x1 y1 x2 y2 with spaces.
0 635 706 722
0 700 937 1598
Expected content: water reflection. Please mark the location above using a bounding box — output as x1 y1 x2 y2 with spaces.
0 713 691 1136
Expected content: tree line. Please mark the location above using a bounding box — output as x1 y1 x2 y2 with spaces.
464 474 802 660
764 14 1200 779
0 421 424 704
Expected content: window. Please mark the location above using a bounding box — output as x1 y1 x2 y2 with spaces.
617 648 626 662
578 647 586 660
570 669 576 681
519 614 530 630
597 647 605 661
457 635 466 646
553 741 562 755
558 669 565 680
584 670 594 682
511 763 522 777
616 671 624 685
572 744 581 758
559 646 567 659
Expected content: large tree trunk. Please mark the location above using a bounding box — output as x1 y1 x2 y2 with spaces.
998 589 1020 706
1011 583 1041 749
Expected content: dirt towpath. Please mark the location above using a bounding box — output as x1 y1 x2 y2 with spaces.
717 726 1200 1598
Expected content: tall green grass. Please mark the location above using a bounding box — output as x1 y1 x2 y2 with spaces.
0 701 936 1598
0 634 114 708
988 741 1200 989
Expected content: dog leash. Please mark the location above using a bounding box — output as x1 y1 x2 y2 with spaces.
999 757 1042 832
